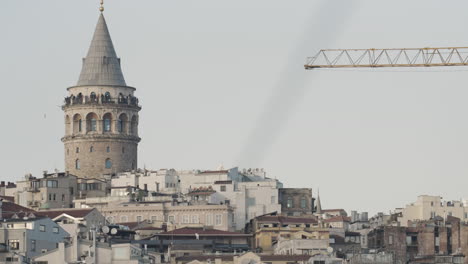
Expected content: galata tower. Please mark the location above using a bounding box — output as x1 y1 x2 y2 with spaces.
62 12 141 178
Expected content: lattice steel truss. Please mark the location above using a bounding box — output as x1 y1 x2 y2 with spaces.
304 47 468 69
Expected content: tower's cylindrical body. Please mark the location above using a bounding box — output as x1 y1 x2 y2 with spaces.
62 14 141 178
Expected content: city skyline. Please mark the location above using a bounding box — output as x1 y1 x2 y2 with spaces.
2 0 468 215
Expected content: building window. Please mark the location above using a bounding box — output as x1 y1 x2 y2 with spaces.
215 214 222 226
47 180 58 188
67 149 69 155
53 227 59 234
78 119 82 132
191 215 199 224
389 235 393 245
90 146 94 152
75 159 80 170
39 225 46 232
206 214 213 226
48 194 52 201
300 197 307 208
61 194 65 201
220 185 226 192
122 147 125 153
448 212 453 216
103 118 111 132
150 215 157 223
287 197 293 208
271 196 276 204
182 215 189 224
53 194 56 200
31 240 36 252
106 146 110 153
136 216 142 223
90 119 97 131
105 159 112 169
120 216 128 222
431 211 436 218
8 240 19 250
168 215 175 223
76 147 80 153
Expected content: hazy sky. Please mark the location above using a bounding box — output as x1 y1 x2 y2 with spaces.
2 0 468 215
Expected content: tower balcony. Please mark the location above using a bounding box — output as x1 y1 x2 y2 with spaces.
63 95 141 110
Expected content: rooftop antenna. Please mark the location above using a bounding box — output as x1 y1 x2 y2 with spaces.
99 0 104 13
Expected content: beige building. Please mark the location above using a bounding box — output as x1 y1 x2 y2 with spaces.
13 172 107 210
62 13 141 179
96 201 235 231
397 195 468 226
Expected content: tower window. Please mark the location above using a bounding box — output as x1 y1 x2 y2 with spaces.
106 146 110 153
76 147 80 153
103 113 112 132
104 92 111 103
78 120 82 132
90 146 94 152
67 149 69 155
105 159 112 169
91 119 97 131
75 159 80 170
90 92 97 102
104 118 111 132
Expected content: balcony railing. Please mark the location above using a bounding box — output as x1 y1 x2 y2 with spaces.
64 95 140 107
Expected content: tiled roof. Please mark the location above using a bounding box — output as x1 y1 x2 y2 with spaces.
35 208 95 219
256 215 318 224
135 226 165 231
214 180 232 184
0 196 14 202
323 216 351 223
199 170 229 174
1 202 36 219
159 227 250 236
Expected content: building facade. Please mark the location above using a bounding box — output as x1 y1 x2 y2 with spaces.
62 14 141 178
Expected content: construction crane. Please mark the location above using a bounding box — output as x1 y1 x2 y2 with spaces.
304 47 468 69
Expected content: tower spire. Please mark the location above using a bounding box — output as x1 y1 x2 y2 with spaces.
100 0 104 13
315 188 322 214
77 13 127 86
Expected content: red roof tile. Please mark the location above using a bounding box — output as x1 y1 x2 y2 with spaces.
1 202 36 219
35 208 95 219
323 216 351 223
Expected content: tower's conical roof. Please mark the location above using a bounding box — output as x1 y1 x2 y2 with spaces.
77 14 127 86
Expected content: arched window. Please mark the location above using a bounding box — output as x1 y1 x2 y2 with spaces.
86 113 98 132
103 113 112 132
73 114 82 134
65 115 71 135
106 146 110 153
104 92 111 103
90 92 97 102
118 113 128 133
75 159 80 170
90 146 94 153
105 159 112 169
76 147 80 153
130 115 138 135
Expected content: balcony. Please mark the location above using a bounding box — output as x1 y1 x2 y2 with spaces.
63 95 140 108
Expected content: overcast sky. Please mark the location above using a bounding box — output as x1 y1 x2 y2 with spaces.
2 0 468 215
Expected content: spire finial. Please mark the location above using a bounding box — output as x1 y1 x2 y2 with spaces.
99 0 104 13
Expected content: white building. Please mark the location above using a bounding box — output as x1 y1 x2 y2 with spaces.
110 167 283 231
397 195 468 226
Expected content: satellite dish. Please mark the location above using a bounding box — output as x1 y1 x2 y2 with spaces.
327 247 334 253
110 228 118 235
102 226 110 234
